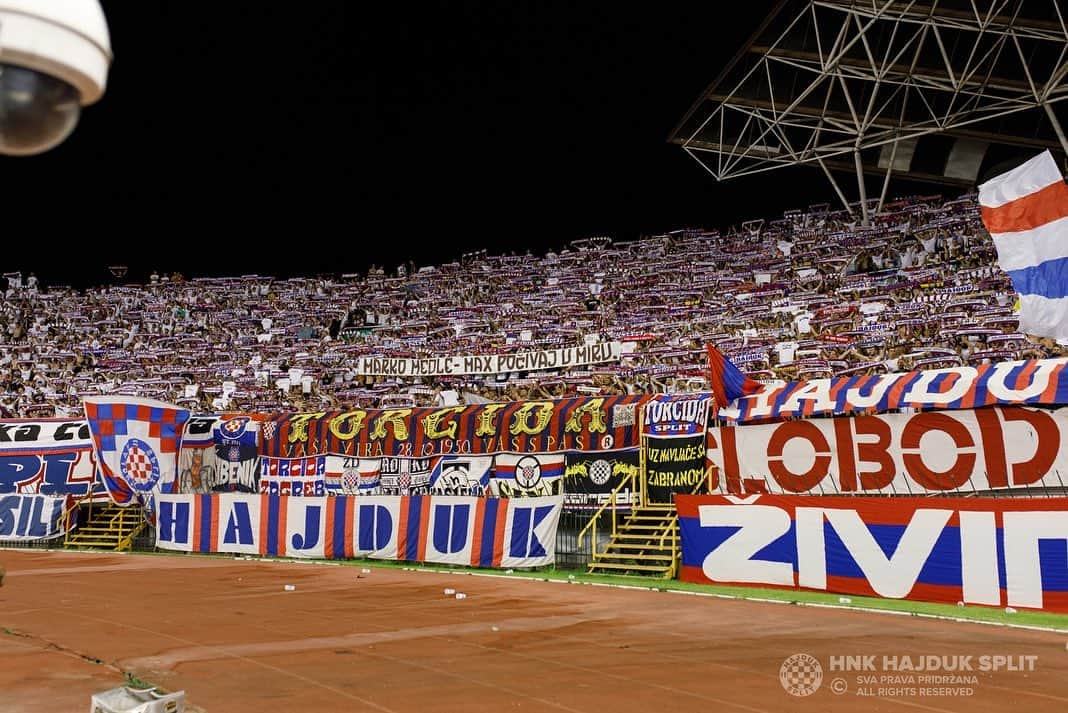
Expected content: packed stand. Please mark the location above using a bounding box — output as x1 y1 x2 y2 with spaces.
0 193 1061 419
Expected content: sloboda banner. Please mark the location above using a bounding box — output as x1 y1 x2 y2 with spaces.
353 342 622 377
155 493 562 568
678 494 1068 612
707 405 1068 495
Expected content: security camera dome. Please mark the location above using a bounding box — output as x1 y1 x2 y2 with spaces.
0 0 111 156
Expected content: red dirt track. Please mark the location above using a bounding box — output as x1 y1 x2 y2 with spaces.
3 550 1068 712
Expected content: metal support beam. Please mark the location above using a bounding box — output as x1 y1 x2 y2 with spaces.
817 156 854 216
1043 102 1068 158
877 137 898 214
854 149 869 226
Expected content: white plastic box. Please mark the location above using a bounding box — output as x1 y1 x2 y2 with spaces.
90 686 185 713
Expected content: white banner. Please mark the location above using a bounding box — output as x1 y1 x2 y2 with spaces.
155 493 562 568
0 419 99 498
0 494 69 541
353 342 622 377
708 405 1068 495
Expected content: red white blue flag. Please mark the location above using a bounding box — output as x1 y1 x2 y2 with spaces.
979 150 1068 339
83 396 191 507
706 344 763 406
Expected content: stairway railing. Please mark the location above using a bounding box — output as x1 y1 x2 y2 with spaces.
576 467 640 561
62 492 99 546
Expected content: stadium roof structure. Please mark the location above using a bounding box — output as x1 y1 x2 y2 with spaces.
670 0 1068 223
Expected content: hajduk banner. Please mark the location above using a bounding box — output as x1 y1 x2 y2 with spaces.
717 358 1068 423
707 405 1068 496
261 395 645 458
155 493 562 568
0 494 70 541
0 418 100 498
678 494 1068 612
353 342 622 377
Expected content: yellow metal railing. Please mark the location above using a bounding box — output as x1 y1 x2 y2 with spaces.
577 466 640 560
62 492 98 546
62 494 145 551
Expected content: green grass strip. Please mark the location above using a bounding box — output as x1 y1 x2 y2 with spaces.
41 546 1068 631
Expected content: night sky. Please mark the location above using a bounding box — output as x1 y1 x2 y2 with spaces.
6 1 939 288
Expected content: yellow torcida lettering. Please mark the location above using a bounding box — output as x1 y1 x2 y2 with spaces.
286 413 327 443
564 398 607 434
370 409 412 440
328 410 368 441
421 406 466 440
475 403 506 438
509 401 555 436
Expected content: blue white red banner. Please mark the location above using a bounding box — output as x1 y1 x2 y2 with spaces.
678 494 1068 612
83 396 191 507
154 493 562 567
259 456 326 496
718 358 1068 423
979 150 1068 339
0 494 70 541
489 453 565 497
0 419 101 499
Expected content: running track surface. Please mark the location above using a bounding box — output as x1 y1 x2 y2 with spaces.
2 549 1068 712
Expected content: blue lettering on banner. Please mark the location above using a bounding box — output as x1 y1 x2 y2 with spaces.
358 504 393 551
678 495 1068 611
153 494 561 568
223 501 254 545
0 455 43 493
432 503 470 554
0 495 65 540
509 504 554 558
291 505 321 550
158 500 190 544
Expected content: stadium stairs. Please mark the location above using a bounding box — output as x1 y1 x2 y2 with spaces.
64 500 146 551
586 503 679 578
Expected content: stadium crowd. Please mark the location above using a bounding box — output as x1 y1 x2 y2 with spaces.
0 192 1062 419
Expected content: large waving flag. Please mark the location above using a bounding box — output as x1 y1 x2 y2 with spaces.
979 150 1068 339
83 396 191 508
706 344 763 405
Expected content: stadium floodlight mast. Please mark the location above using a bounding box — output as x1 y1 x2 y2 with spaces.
0 0 111 156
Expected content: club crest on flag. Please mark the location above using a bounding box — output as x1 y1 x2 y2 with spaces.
83 396 191 508
222 416 250 437
515 456 542 488
120 438 161 491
